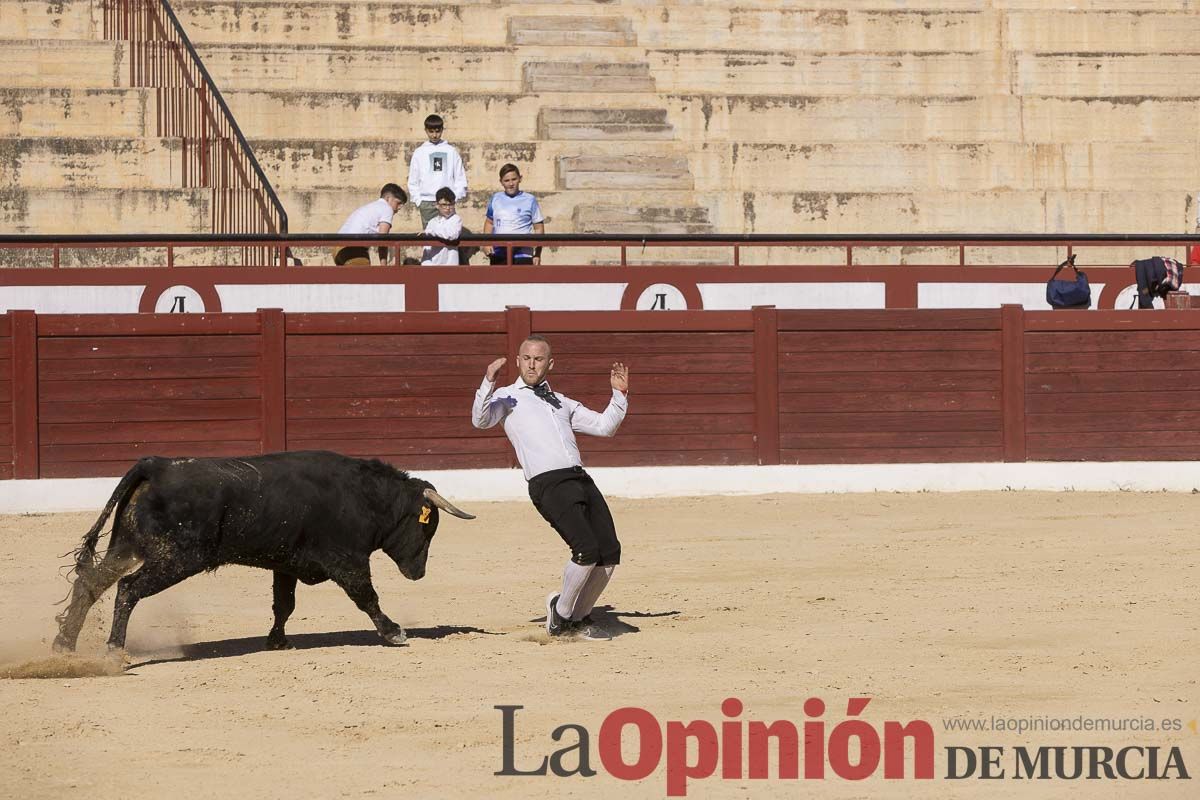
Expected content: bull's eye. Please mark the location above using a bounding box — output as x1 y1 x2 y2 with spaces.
419 506 431 524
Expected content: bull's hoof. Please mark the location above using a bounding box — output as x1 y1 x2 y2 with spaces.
51 634 76 654
265 634 292 651
381 629 407 646
104 646 130 669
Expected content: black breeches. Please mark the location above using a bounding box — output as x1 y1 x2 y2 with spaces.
528 467 621 566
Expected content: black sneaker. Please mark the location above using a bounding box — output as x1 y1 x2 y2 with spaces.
572 622 612 642
546 592 568 636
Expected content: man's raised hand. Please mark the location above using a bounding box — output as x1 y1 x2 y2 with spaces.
486 357 507 383
610 362 629 393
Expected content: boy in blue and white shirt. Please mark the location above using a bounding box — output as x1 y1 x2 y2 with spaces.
483 163 545 265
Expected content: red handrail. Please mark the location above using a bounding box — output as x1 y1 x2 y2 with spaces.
103 0 288 265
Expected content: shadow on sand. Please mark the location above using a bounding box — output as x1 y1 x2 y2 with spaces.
127 625 499 669
530 605 679 637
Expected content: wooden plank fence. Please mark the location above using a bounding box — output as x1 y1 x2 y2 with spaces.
4 307 1199 478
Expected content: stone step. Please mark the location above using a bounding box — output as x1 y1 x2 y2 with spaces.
0 137 183 189
557 155 693 190
573 205 714 235
172 1 629 47
232 136 1200 198
223 87 1200 147
249 138 688 191
1007 10 1200 54
194 42 656 92
268 185 1190 243
221 89 542 142
218 90 1042 145
697 141 1200 193
629 6 1200 54
509 15 636 47
274 186 711 233
538 107 673 140
198 41 1007 97
1015 53 1200 97
172 0 498 47
1 188 211 234
165 2 1200 53
523 61 654 93
196 44 524 93
0 0 100 40
628 6 996 52
0 88 155 137
0 40 127 89
647 50 1002 96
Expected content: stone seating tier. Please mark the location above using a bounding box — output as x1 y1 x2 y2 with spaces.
3 0 1200 249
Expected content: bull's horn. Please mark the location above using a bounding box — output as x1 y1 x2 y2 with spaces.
423 488 475 520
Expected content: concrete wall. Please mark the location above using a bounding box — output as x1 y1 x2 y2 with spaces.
4 0 1199 249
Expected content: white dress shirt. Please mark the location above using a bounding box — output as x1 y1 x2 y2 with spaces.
471 376 628 480
421 212 463 265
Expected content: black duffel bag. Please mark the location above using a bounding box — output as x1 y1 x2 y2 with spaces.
1046 254 1091 310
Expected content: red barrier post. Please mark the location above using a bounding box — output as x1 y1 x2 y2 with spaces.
10 310 39 479
258 308 286 454
752 305 780 465
1000 304 1026 462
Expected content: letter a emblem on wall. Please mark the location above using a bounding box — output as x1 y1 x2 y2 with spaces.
154 285 206 313
636 283 687 311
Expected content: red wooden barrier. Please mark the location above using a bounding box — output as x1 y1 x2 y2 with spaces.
776 310 1004 464
4 307 1200 479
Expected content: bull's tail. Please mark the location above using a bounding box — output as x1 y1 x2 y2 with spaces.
53 458 158 649
65 458 154 578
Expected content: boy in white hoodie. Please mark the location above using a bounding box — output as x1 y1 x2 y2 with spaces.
421 187 463 266
407 114 468 228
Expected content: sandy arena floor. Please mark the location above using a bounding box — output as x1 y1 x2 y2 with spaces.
0 491 1197 799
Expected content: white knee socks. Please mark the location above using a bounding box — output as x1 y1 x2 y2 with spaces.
571 565 615 621
555 561 594 620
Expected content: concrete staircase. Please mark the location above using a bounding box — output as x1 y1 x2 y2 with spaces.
173 0 1200 248
178 0 722 263
0 0 209 240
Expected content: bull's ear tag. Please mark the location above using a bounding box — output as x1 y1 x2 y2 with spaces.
419 506 431 524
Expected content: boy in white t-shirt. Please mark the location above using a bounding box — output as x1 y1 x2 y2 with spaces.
334 182 407 265
421 187 463 266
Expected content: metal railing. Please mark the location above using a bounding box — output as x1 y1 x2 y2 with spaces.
102 0 288 264
1 232 1197 270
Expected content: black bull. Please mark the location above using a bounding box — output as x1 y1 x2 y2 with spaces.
53 451 474 653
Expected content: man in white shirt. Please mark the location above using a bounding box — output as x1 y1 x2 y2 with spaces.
471 336 630 641
334 183 406 266
421 187 463 265
407 114 468 228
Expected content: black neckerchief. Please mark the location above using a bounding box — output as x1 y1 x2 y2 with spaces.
526 382 562 409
